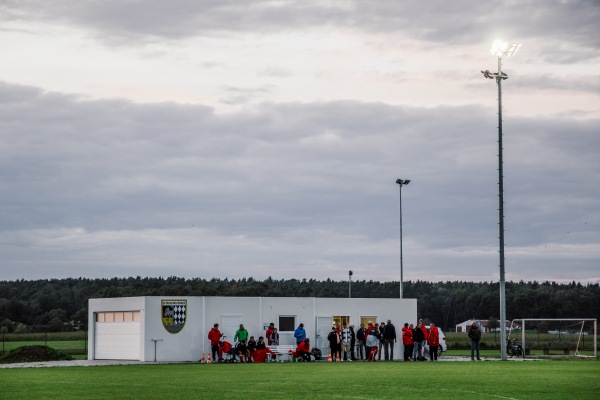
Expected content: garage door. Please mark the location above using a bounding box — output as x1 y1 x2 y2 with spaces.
94 311 141 360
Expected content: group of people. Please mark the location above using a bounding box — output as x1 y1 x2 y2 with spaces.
207 322 311 363
401 319 442 361
209 319 470 363
330 320 397 362
207 322 281 363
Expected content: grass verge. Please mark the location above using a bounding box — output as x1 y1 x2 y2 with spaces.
1 360 599 400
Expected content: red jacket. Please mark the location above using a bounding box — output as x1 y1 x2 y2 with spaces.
265 327 274 345
208 327 221 345
428 327 440 346
219 341 232 353
295 340 310 354
420 324 429 340
402 327 414 345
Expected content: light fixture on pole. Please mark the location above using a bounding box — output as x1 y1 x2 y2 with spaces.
481 39 520 361
348 270 353 298
395 179 410 299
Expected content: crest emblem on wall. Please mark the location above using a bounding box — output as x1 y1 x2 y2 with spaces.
161 299 187 334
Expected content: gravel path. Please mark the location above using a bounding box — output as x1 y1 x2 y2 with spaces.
0 356 531 368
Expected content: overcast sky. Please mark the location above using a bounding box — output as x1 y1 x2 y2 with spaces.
1 0 599 284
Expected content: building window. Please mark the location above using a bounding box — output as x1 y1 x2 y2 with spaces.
278 315 296 332
360 316 378 327
96 311 140 323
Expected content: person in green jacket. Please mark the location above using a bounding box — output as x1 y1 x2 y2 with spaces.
234 323 249 343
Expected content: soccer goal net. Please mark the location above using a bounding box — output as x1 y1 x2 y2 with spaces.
509 319 597 358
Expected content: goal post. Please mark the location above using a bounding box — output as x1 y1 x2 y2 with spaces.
510 318 597 358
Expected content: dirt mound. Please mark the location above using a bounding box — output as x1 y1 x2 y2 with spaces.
0 345 73 363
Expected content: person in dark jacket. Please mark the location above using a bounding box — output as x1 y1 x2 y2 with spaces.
468 320 482 361
377 322 385 360
356 323 366 360
383 320 397 361
327 326 341 361
349 325 357 361
413 321 425 361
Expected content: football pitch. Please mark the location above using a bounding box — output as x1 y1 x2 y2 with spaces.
2 360 599 399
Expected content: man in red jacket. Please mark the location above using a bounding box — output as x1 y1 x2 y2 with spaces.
265 322 275 345
428 322 440 361
207 323 223 362
402 322 414 361
293 338 312 361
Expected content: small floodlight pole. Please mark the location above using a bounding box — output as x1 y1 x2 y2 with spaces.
348 270 353 298
482 40 520 361
395 179 410 299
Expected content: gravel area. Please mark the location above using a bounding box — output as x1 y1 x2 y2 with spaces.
0 356 532 368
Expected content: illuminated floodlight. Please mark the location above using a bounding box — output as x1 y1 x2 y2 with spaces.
490 40 521 58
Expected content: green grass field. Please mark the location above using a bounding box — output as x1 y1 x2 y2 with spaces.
0 340 86 353
1 361 599 400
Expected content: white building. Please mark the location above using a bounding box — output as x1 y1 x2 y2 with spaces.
88 296 416 362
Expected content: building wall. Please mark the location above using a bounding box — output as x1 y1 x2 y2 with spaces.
89 296 417 362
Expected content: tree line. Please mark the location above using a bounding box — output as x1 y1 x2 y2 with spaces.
0 277 598 333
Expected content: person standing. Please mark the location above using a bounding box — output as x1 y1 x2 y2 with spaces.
377 322 385 361
402 323 414 361
468 320 482 361
269 327 280 345
364 321 375 357
413 321 425 361
327 326 341 361
366 328 380 361
234 323 249 343
341 323 352 361
419 319 429 359
207 323 222 362
428 322 440 361
294 323 306 345
349 324 357 361
265 322 275 345
383 319 397 361
356 323 366 360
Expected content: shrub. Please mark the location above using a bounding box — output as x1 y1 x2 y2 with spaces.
0 345 73 363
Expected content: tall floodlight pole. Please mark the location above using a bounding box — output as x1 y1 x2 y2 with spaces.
395 179 410 299
482 39 520 361
348 270 353 298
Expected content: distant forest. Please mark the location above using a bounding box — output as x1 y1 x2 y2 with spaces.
0 277 598 333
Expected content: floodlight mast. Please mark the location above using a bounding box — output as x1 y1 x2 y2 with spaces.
395 179 410 299
482 39 520 361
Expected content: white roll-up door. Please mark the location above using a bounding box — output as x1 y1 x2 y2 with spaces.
94 311 141 360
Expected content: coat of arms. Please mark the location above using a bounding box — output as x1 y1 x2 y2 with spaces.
161 299 187 334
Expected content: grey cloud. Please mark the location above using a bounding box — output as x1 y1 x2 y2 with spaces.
516 74 600 94
3 0 598 56
1 82 598 282
219 86 271 105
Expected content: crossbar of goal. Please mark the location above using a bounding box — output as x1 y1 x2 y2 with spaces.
511 318 597 358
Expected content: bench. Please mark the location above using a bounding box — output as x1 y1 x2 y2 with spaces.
267 345 296 362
